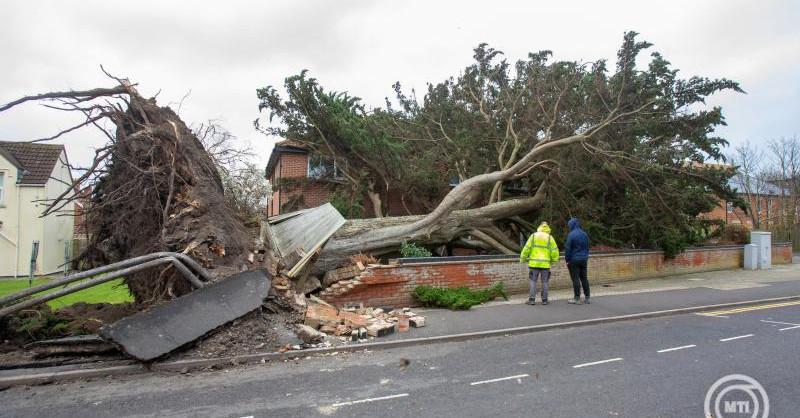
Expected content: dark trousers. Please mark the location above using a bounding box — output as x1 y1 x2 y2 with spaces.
568 260 590 299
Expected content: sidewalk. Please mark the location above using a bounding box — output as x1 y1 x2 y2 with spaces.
382 263 800 341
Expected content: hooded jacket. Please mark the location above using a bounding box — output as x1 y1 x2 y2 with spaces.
565 217 590 263
520 222 560 269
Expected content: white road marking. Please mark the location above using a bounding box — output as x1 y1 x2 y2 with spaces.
573 358 623 368
331 393 409 407
239 416 254 418
760 319 800 326
779 325 800 331
470 374 529 386
657 344 696 353
720 334 753 342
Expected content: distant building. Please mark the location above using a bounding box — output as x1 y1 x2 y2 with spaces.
265 139 423 218
0 142 75 277
704 172 794 230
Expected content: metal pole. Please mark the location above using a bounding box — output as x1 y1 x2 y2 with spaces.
0 257 203 318
0 252 209 306
28 241 39 288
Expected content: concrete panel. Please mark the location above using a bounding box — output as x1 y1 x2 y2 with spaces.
99 269 270 361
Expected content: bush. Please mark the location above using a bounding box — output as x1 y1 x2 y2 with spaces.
413 283 508 310
400 241 433 258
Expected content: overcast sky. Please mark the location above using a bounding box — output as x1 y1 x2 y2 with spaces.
1 0 798 169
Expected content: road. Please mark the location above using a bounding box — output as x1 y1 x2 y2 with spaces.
2 299 799 417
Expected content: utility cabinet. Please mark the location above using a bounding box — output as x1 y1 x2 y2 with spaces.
743 244 758 271
750 231 772 270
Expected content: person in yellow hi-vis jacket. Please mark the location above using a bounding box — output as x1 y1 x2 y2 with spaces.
520 222 560 305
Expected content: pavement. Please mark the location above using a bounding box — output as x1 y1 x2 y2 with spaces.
380 263 800 341
1 291 799 417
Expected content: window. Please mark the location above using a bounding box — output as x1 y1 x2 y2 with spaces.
0 172 4 205
726 201 733 214
307 154 337 179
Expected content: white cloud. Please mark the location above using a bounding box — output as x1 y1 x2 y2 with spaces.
0 0 797 168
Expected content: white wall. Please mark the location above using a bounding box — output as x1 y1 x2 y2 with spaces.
0 150 74 277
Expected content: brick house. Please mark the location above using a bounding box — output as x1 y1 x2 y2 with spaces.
265 140 334 217
703 173 795 230
265 139 427 218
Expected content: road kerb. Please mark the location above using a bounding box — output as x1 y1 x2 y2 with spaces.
2 294 799 388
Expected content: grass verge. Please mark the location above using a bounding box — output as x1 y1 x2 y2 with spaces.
0 277 133 309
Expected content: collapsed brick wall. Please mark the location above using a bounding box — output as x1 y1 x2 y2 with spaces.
320 243 793 308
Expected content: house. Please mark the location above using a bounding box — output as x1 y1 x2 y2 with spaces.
265 139 337 217
265 139 421 218
0 141 75 277
703 172 794 230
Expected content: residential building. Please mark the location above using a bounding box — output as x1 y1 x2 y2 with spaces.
265 139 421 218
0 142 75 277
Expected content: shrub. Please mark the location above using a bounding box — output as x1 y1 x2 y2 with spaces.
400 241 433 258
413 283 508 310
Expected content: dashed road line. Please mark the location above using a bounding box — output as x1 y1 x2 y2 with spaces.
657 344 696 353
331 393 409 407
779 325 800 331
573 358 623 368
760 319 800 327
720 334 753 342
470 374 529 386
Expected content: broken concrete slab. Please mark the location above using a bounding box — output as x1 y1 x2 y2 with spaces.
295 324 326 344
99 269 270 362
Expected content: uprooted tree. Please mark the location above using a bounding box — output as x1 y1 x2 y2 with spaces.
0 77 252 304
257 32 744 267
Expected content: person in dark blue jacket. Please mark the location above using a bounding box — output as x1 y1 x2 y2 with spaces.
565 217 591 304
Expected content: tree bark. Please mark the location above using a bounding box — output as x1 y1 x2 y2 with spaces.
316 186 546 270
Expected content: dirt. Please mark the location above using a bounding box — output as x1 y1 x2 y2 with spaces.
55 302 138 334
172 308 304 359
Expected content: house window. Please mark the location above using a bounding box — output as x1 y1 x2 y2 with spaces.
0 172 4 205
726 201 733 214
307 154 337 179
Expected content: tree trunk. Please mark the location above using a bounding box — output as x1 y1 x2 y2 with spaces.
315 188 545 271
366 189 384 218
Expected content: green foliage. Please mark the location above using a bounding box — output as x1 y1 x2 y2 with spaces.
329 189 365 219
413 283 508 310
399 241 433 258
15 309 72 340
257 32 743 254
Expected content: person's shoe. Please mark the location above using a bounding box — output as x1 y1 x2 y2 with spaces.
567 298 582 305
584 297 590 304
525 299 536 305
542 300 549 305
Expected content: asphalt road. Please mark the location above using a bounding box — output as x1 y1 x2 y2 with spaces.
2 299 799 417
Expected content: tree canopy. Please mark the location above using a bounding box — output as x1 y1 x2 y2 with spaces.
257 32 744 256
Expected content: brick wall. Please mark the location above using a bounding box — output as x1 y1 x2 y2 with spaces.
320 243 793 308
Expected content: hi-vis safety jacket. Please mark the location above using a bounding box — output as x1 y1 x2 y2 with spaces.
520 223 560 269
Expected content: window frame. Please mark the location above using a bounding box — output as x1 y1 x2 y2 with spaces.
307 154 338 179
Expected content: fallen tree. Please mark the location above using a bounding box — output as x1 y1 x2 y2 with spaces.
0 76 252 304
259 32 744 268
